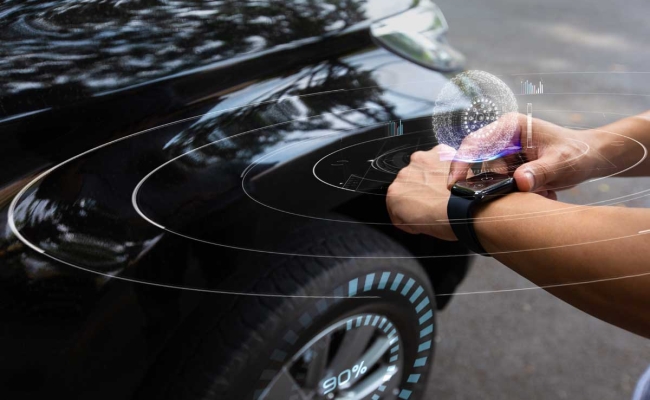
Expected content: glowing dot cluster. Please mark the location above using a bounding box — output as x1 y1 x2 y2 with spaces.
432 70 518 162
462 97 501 139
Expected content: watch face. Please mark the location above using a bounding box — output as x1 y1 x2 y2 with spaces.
452 172 515 198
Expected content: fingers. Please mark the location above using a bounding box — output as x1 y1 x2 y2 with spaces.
446 114 524 188
447 159 470 189
514 114 583 192
514 144 576 192
513 159 551 192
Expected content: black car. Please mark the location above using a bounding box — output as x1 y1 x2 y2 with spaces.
0 1 471 399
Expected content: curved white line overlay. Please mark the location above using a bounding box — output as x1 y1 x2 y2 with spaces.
7 75 650 298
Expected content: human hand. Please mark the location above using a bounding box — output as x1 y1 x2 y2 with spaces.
447 114 600 194
387 143 561 240
386 145 457 240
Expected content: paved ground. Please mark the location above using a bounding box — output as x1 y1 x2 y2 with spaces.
426 1 650 399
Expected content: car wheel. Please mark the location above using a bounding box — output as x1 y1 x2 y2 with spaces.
137 222 437 400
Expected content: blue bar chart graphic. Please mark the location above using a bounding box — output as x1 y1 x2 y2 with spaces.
521 80 544 95
387 120 404 136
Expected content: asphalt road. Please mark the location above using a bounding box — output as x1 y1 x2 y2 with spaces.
426 1 650 399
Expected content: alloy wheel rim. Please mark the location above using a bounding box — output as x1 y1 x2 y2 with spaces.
260 314 404 400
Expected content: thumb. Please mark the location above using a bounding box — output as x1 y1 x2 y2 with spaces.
447 159 470 189
513 160 551 192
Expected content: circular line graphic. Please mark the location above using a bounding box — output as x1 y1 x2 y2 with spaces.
8 73 650 298
258 314 401 400
250 124 644 224
254 271 432 400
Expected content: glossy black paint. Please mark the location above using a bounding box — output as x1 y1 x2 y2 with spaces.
0 0 413 119
0 1 469 399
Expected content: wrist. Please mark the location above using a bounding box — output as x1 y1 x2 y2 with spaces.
470 193 509 252
472 192 559 253
448 173 519 254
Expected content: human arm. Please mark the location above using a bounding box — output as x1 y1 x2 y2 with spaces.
587 110 650 178
386 147 650 338
474 192 650 339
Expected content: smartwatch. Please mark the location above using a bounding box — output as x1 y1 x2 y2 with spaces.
447 172 518 255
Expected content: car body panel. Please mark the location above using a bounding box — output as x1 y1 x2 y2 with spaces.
0 1 469 398
0 0 413 119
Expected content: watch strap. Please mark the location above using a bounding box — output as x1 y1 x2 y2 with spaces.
447 194 489 256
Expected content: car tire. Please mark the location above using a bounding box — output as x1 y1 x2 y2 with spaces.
136 221 437 400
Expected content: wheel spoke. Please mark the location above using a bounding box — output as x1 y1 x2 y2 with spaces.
326 326 375 379
303 334 330 389
261 368 309 400
356 336 392 376
265 315 404 400
337 336 391 391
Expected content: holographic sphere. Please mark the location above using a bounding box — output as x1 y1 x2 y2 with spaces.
432 70 519 162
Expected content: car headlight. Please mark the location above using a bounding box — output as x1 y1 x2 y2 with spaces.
370 0 465 72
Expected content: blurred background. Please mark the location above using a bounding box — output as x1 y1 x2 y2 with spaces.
428 0 650 399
